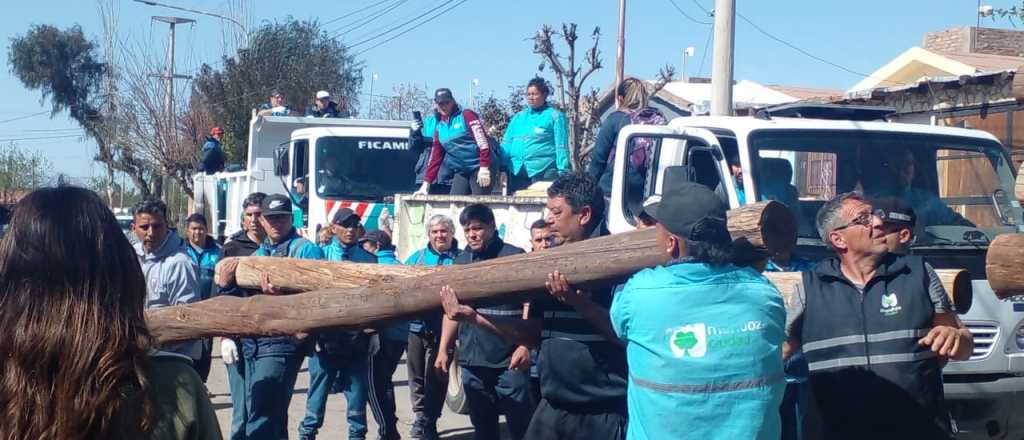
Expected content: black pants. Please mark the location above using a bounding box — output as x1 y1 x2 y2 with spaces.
523 398 626 440
450 168 492 195
197 338 213 382
367 333 407 440
508 167 558 193
461 365 535 440
407 330 447 421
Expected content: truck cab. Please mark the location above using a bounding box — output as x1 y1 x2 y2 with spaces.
609 115 1024 439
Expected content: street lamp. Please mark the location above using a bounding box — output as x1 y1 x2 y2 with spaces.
681 47 695 82
368 73 379 117
133 0 247 47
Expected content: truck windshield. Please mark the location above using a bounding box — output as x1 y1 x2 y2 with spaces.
749 130 1020 246
314 136 418 200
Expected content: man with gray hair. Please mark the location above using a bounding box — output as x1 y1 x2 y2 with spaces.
403 214 460 439
786 192 972 439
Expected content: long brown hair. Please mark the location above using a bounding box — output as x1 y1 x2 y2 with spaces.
0 186 155 439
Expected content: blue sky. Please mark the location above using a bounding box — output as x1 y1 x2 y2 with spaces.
0 0 1014 180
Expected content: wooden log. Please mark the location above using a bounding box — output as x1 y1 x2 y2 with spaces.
727 200 797 256
765 269 973 314
987 233 1024 299
147 202 798 343
222 257 437 293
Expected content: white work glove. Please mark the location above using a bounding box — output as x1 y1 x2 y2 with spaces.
411 120 423 131
414 182 430 195
477 167 492 188
220 338 239 365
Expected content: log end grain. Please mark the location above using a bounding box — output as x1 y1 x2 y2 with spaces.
936 269 973 315
986 233 1024 300
759 201 798 257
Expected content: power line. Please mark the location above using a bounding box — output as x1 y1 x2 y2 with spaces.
697 27 712 77
0 133 85 142
330 0 409 39
352 0 469 56
736 12 874 79
322 0 396 27
690 0 713 16
666 0 711 25
347 0 461 50
0 111 50 125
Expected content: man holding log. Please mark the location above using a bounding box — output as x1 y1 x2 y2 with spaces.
440 173 629 440
610 180 787 440
786 192 972 439
436 203 535 440
301 207 376 440
218 193 325 440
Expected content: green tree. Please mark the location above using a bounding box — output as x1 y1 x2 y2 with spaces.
8 24 154 198
477 87 525 141
192 18 364 163
0 142 52 192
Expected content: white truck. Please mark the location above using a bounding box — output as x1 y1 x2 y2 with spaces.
611 115 1024 439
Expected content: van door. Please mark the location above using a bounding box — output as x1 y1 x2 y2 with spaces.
608 125 734 234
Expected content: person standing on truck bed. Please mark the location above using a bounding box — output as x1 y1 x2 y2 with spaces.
611 179 786 440
786 192 973 439
299 207 375 440
435 204 536 440
217 193 324 440
404 215 460 440
306 90 348 118
586 77 666 202
503 77 570 193
414 88 496 195
257 89 297 116
439 173 629 440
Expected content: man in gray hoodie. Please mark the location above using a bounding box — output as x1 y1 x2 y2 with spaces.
132 198 201 363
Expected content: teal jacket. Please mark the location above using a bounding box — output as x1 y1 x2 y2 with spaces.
404 243 460 334
611 260 785 440
376 248 408 342
185 236 221 301
502 104 569 177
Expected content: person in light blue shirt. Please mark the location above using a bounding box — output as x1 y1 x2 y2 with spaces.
502 77 569 192
611 180 785 440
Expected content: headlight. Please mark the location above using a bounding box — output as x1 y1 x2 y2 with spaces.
1016 324 1024 349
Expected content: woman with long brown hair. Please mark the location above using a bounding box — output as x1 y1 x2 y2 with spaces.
0 186 221 439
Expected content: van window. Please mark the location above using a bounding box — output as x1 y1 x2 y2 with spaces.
315 136 419 200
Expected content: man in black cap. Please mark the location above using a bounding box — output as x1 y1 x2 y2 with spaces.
299 206 376 440
217 193 324 439
412 87 496 196
258 89 297 116
873 197 917 255
610 179 787 439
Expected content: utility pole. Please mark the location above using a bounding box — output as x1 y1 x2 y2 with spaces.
149 16 193 199
616 0 626 106
711 0 735 116
681 46 695 83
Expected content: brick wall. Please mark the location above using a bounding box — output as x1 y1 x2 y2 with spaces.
924 26 1024 57
974 28 1024 57
924 27 969 54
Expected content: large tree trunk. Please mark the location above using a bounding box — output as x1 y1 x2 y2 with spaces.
727 201 796 256
764 269 973 314
148 201 796 343
223 257 437 293
987 233 1024 299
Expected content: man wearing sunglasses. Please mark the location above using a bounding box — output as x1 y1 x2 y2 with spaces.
785 192 972 439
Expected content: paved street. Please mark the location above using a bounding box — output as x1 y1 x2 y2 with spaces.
205 339 511 439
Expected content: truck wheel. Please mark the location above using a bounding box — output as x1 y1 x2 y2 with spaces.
445 354 469 414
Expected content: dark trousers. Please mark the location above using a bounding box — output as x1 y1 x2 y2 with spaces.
508 167 558 193
407 330 448 421
450 168 492 195
461 365 535 440
781 381 810 440
523 398 626 440
225 356 247 440
197 338 213 382
244 354 304 440
368 334 407 440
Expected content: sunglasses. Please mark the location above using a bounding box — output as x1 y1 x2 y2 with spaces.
832 210 878 233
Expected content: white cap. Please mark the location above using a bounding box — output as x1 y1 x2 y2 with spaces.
315 90 330 99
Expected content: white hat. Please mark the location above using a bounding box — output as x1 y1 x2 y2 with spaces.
316 90 330 99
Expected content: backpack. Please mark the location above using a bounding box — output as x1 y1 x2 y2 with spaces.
607 107 667 173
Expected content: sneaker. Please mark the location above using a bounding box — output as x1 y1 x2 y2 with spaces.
421 423 438 440
299 435 316 440
409 421 425 439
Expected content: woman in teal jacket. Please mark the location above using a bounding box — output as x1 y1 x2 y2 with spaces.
502 77 570 192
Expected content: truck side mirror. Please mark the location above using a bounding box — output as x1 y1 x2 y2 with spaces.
273 144 289 176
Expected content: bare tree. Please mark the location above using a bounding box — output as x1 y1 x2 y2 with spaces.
532 23 603 170
367 83 432 121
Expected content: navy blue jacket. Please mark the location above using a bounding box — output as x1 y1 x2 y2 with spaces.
199 136 225 174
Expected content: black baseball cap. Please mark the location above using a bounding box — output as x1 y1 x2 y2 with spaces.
359 229 393 249
332 207 360 226
261 194 293 216
645 179 730 243
434 88 454 103
872 197 916 228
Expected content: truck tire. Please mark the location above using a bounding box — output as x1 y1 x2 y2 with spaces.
445 353 469 414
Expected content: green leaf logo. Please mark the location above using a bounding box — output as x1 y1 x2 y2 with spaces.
673 330 698 350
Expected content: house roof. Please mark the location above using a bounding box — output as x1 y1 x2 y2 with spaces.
848 46 1024 93
763 84 843 101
